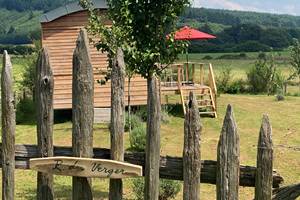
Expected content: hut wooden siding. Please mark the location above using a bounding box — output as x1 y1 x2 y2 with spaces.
41 10 148 110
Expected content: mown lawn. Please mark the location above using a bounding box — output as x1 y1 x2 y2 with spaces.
0 94 299 199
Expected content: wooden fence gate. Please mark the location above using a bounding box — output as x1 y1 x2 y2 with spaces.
1 29 300 200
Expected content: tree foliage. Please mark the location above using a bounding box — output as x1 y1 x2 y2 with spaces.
289 39 300 81
80 0 189 78
247 53 284 94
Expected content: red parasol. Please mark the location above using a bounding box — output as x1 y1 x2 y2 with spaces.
173 26 216 64
174 26 216 40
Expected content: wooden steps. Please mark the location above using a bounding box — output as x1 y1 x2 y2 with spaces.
181 85 217 118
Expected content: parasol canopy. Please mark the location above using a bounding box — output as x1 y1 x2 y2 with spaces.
173 26 216 64
174 26 216 41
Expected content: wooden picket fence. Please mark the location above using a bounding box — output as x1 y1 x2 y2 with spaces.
1 29 300 200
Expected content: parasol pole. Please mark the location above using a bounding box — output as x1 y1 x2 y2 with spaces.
186 47 189 65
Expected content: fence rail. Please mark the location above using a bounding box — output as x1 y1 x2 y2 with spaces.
0 144 283 188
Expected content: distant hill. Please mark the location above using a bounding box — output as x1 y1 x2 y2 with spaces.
0 0 76 44
181 8 300 53
182 7 300 32
1 3 300 53
0 0 75 12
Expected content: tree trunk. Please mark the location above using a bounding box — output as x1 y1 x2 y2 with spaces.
109 48 125 200
144 75 161 200
72 29 94 200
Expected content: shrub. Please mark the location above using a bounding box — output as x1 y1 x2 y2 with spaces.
21 55 37 97
161 110 170 124
132 178 145 200
132 178 181 200
288 39 300 90
258 52 267 59
159 179 181 200
135 106 148 122
16 98 36 124
216 53 247 60
129 125 146 152
270 72 285 95
216 67 232 93
125 114 142 132
202 55 213 60
247 54 283 94
226 79 248 94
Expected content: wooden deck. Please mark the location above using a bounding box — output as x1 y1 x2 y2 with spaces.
160 62 217 118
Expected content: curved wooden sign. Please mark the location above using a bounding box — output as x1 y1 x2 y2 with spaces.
30 157 143 179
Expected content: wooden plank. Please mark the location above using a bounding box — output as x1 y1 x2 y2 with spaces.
255 115 273 200
200 64 204 85
36 48 54 200
1 50 15 200
217 105 240 200
0 144 284 187
177 67 186 114
145 76 161 200
30 157 142 179
72 29 94 200
109 48 125 200
183 92 201 200
192 63 195 82
185 63 189 82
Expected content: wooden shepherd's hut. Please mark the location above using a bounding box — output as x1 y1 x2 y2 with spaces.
40 0 148 121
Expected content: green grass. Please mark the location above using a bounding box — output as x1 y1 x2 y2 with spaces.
1 52 300 199
1 94 300 199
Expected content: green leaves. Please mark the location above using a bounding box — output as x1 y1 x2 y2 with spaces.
81 0 190 79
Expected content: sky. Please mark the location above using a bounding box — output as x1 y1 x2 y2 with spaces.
193 0 300 16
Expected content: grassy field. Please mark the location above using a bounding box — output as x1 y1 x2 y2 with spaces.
0 94 300 199
1 52 300 199
180 51 293 79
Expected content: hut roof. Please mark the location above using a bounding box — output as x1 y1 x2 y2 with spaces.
40 0 108 23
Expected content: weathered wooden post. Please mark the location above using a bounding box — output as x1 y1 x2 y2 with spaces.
36 48 54 200
72 29 94 200
145 75 161 200
1 50 15 200
183 92 201 200
109 48 125 200
255 115 273 200
216 105 240 200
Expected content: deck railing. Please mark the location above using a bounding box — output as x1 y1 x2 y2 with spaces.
161 62 216 86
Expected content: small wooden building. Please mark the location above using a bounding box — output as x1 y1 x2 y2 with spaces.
40 0 148 117
40 0 218 120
